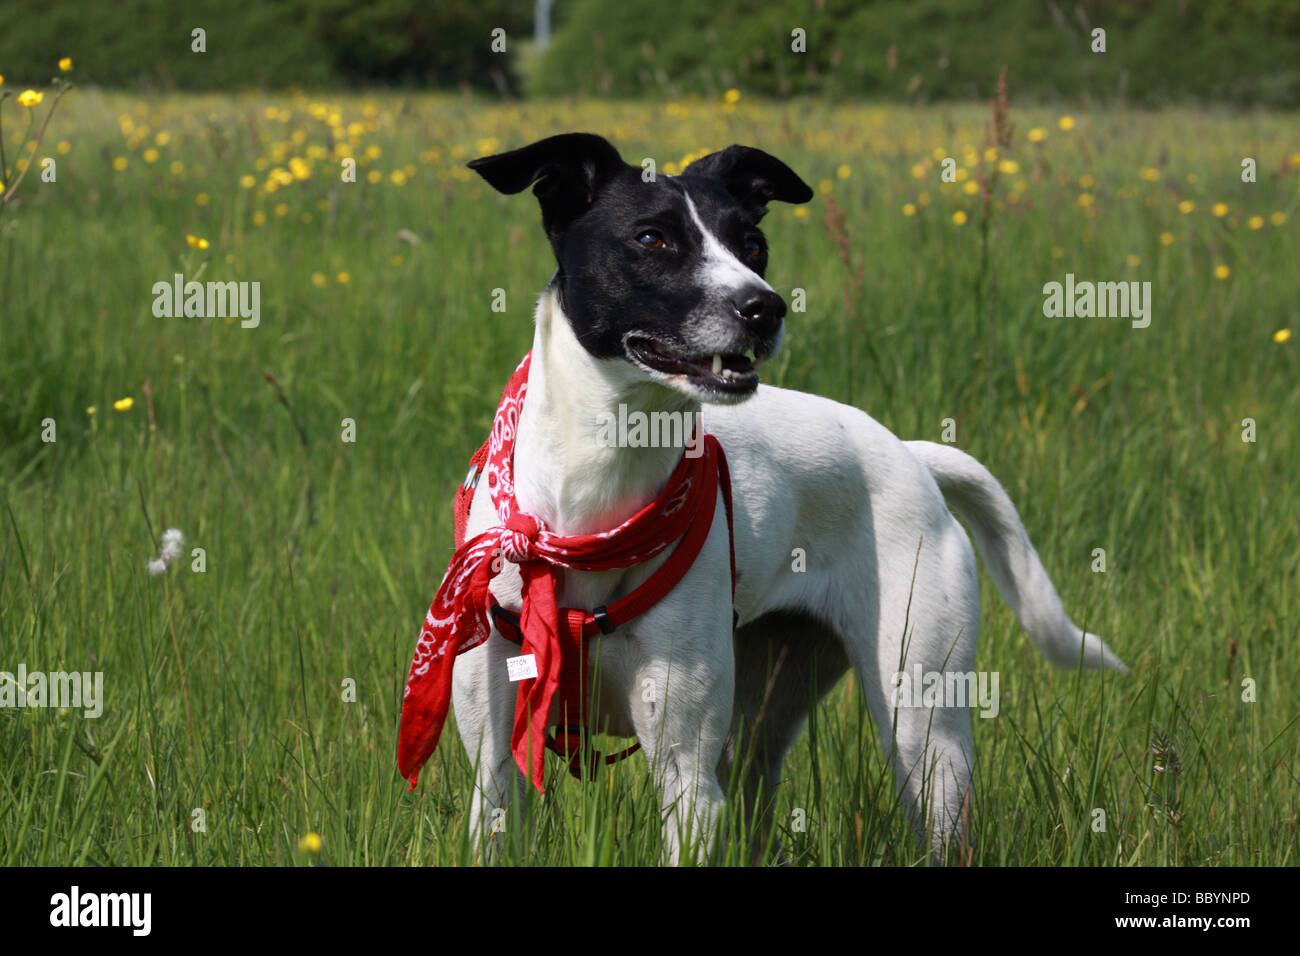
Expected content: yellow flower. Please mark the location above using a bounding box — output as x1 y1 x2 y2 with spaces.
1214 264 1230 280
113 397 134 412
1057 115 1075 131
1076 193 1094 208
196 192 210 207
57 140 70 154
962 180 979 195
836 164 851 180
724 88 741 104
86 406 96 415
143 148 159 163
252 210 266 226
1273 329 1291 343
1211 202 1228 217
902 203 916 216
917 191 931 206
275 203 288 217
298 832 322 854
1127 254 1141 267
311 272 327 287
1247 216 1264 230
390 169 407 186
1178 200 1195 214
58 58 72 71
1027 127 1046 143
818 178 832 195
792 206 808 218
952 210 967 226
1079 174 1095 189
0 75 4 87
112 156 127 171
366 169 382 185
1159 231 1174 245
391 255 404 266
17 89 44 108
1139 167 1160 182
337 271 351 284
240 174 256 189
997 159 1019 175
1270 212 1286 226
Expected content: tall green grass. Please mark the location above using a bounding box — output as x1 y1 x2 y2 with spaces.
1 89 1296 864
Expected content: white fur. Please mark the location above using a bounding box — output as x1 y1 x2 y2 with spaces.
450 287 1126 863
681 191 774 295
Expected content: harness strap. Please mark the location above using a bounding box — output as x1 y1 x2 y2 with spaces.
470 440 738 780
489 442 735 641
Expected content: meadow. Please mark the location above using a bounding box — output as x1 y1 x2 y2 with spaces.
1 84 1297 865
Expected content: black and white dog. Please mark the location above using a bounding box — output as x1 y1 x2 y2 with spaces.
453 133 1125 862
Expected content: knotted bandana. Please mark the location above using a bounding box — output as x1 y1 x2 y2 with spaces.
397 352 723 791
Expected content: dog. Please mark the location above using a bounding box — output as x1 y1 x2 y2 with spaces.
447 132 1126 863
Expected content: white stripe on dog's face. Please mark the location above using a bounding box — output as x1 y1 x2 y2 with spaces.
681 191 774 296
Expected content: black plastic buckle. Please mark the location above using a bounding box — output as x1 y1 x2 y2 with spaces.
592 605 616 635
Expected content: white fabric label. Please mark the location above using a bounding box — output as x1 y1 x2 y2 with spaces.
506 654 538 682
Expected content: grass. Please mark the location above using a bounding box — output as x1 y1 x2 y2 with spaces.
0 87 1297 865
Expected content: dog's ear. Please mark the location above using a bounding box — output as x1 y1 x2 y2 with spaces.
682 145 813 220
468 133 628 241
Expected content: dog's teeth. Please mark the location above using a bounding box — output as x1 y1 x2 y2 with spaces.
711 354 723 374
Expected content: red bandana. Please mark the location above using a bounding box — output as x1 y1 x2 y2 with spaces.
397 352 724 791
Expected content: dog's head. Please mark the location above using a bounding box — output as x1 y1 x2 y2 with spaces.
468 133 812 402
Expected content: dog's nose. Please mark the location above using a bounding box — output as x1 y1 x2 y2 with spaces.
733 289 786 337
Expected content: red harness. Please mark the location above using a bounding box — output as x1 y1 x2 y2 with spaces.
397 351 737 791
452 431 737 779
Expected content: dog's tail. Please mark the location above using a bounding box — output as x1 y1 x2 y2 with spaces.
905 440 1127 672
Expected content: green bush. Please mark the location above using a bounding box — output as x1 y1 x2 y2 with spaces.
0 0 532 90
533 0 1300 106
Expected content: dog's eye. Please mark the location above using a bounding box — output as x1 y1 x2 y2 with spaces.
636 229 667 249
743 235 765 259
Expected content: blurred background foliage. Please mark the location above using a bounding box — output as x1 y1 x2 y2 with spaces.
1 0 1297 105
0 0 532 92
536 0 1300 105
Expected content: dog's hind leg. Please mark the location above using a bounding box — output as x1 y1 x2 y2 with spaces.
720 610 850 862
834 525 981 863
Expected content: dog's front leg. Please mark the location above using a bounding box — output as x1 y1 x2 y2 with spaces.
628 540 736 864
452 632 528 861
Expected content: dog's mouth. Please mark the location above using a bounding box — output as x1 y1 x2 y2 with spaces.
624 335 765 396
